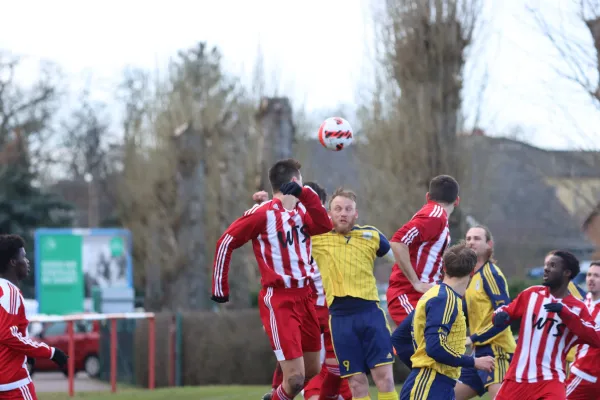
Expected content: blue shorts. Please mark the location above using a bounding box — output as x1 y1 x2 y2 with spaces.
400 368 456 400
329 297 394 378
458 345 512 396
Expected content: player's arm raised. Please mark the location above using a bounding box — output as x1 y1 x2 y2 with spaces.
211 210 266 303
290 184 332 235
423 295 479 369
545 303 600 348
470 265 512 345
390 216 444 293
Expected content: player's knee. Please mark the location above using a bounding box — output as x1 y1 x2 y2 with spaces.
348 373 369 397
287 373 305 395
371 365 395 392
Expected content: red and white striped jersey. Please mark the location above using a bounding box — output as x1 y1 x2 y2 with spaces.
495 285 597 384
308 258 326 307
212 186 332 299
570 293 600 383
0 278 54 391
388 201 449 298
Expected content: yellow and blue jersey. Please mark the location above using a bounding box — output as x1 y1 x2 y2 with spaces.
568 281 586 300
313 225 390 306
465 262 516 353
410 283 474 380
566 281 586 364
320 225 395 378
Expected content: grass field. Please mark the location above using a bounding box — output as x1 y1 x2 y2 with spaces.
38 385 492 399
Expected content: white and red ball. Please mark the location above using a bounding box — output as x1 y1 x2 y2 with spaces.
318 117 354 151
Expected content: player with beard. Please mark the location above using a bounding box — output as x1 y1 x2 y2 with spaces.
565 261 600 399
491 250 600 400
255 183 352 400
454 225 516 399
212 159 333 400
319 188 398 400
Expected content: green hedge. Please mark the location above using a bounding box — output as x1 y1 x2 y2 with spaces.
133 309 410 386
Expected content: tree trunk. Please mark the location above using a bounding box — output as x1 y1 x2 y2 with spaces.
255 97 296 191
161 122 209 311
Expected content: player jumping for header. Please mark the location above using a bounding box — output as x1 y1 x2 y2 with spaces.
387 175 460 326
255 182 352 400
211 159 333 400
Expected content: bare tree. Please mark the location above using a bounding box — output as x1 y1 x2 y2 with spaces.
117 43 262 311
530 1 600 254
530 1 600 110
0 53 62 177
358 0 481 237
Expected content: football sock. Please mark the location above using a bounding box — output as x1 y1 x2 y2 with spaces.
352 396 371 400
272 384 293 400
318 365 342 400
377 391 399 400
272 363 283 389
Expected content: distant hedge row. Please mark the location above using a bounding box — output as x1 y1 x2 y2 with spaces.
130 279 539 387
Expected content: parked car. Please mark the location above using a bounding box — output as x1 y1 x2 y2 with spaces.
29 319 101 378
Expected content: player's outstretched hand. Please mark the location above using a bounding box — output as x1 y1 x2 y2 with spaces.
211 295 229 304
474 356 495 373
544 302 564 314
253 191 269 203
51 348 68 370
492 311 510 327
280 181 303 198
413 282 433 294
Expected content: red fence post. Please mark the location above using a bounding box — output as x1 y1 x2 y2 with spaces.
67 320 75 397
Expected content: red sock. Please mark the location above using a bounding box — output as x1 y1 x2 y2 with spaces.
272 384 293 400
318 365 342 400
272 363 283 390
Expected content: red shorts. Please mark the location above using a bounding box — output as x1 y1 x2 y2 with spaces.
496 379 566 400
386 289 422 325
303 363 352 400
566 374 600 399
315 305 335 360
258 286 321 361
0 382 38 400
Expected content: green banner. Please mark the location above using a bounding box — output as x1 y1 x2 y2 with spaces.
38 234 84 315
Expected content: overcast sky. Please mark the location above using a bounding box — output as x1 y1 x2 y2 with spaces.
1 0 599 150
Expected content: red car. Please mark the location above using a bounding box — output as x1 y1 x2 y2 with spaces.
29 319 101 378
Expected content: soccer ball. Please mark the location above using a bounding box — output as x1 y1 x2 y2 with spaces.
318 117 354 151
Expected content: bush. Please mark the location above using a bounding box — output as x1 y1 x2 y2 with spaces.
134 309 412 386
